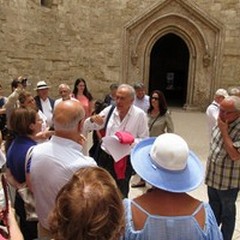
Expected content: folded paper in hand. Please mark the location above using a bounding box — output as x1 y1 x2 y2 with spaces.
102 132 133 162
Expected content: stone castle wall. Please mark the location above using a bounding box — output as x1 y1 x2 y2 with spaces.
0 0 239 100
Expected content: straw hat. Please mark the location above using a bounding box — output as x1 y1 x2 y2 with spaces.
34 81 50 90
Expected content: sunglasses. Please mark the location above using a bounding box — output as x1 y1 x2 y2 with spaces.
151 97 159 100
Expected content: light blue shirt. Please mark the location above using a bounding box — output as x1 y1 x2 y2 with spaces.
134 95 150 113
123 199 223 240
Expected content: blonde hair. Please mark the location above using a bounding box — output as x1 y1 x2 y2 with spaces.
49 167 124 240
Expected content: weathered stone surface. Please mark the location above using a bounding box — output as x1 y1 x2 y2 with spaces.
0 0 239 107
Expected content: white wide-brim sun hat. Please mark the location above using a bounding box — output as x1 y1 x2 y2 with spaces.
131 133 204 193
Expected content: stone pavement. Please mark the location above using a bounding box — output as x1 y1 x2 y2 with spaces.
128 108 240 240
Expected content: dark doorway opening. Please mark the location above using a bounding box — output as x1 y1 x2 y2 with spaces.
149 33 189 107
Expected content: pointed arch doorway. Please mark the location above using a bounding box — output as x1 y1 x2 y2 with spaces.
122 0 223 110
149 33 189 107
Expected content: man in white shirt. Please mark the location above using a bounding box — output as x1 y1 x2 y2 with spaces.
54 83 77 108
34 81 55 127
28 100 96 239
84 84 149 197
206 88 228 140
132 82 150 188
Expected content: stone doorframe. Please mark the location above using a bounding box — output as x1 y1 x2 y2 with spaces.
121 0 224 110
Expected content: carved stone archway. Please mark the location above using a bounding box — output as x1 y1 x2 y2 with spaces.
122 0 223 110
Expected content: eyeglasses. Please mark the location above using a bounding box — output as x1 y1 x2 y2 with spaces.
151 97 159 100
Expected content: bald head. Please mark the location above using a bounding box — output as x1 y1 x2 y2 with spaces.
53 100 85 131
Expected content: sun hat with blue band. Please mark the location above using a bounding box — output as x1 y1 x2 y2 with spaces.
130 133 204 193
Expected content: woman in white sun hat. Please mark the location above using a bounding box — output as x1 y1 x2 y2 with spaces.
123 133 223 240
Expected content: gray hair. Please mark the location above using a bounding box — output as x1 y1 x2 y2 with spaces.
118 84 136 100
53 101 85 131
231 96 240 111
55 113 84 131
109 83 119 90
228 87 240 96
58 83 71 91
133 82 144 90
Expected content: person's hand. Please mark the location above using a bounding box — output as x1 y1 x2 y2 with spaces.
35 129 55 141
0 200 10 227
0 208 5 221
77 134 86 146
218 117 228 134
90 114 105 125
43 129 55 139
2 205 24 240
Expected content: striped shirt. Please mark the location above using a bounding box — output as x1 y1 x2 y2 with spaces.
205 118 240 190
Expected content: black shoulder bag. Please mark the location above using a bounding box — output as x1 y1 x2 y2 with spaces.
89 105 115 162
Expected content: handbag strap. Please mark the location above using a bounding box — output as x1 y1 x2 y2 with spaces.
103 105 115 131
149 113 161 132
25 146 35 190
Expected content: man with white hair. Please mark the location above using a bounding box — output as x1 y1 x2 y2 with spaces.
54 83 76 108
206 88 228 140
84 84 149 197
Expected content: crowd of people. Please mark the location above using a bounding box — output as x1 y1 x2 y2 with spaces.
0 76 238 240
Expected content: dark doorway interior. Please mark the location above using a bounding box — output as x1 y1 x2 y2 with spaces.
149 33 189 107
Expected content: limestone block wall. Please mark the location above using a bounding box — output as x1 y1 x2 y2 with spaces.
196 0 240 89
0 0 239 100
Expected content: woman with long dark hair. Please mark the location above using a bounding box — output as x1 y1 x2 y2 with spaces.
148 90 174 136
72 78 93 118
132 90 174 188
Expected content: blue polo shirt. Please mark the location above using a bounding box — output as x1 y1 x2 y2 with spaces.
6 136 37 183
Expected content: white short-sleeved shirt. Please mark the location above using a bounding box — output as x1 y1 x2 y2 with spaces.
206 100 219 140
29 135 97 229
